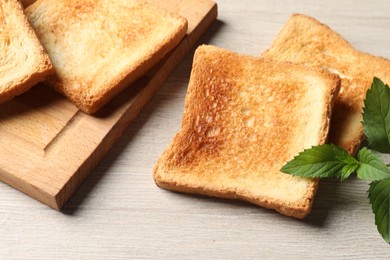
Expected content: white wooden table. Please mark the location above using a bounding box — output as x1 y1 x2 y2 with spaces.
1 0 390 258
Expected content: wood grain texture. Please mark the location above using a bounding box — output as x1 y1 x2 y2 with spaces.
1 0 390 259
0 0 217 210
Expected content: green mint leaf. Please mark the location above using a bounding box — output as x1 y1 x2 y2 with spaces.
340 163 359 181
369 179 390 243
281 144 358 180
363 77 390 153
356 147 390 181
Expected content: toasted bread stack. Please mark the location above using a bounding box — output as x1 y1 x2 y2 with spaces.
0 0 188 113
154 14 390 218
2 1 387 218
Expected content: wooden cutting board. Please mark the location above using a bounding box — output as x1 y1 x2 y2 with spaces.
0 0 217 210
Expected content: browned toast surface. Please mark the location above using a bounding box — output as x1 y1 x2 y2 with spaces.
154 45 340 218
26 0 188 113
262 14 390 154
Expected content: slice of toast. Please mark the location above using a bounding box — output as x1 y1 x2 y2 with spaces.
262 14 390 155
0 0 52 104
154 45 340 218
25 0 188 114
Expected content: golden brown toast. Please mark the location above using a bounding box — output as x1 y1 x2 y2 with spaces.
154 45 340 218
25 0 188 114
262 14 390 154
0 0 52 105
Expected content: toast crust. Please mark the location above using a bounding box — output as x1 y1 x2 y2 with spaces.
26 0 188 114
154 45 340 218
262 14 390 154
0 0 52 104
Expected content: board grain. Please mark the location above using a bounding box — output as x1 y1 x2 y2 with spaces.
0 0 217 210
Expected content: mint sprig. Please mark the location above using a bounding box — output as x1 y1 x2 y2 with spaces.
281 144 358 180
281 145 390 181
281 77 390 243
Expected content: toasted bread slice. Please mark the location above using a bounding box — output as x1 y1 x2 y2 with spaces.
262 14 390 154
25 0 188 114
154 45 340 218
0 0 52 104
